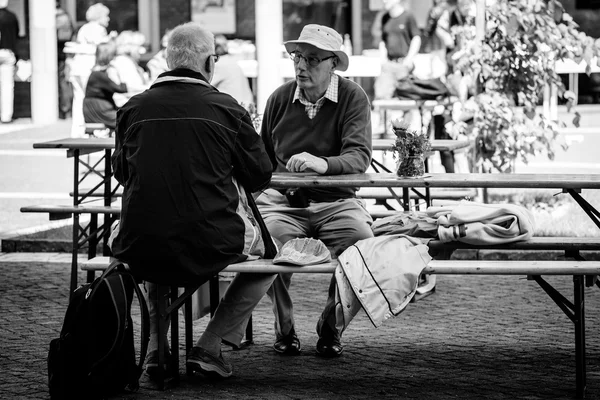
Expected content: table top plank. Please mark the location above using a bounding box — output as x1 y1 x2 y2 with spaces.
32 138 600 189
373 139 471 152
33 138 471 153
33 137 114 150
270 173 600 190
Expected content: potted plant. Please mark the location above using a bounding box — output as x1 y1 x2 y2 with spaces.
389 119 432 178
451 0 600 173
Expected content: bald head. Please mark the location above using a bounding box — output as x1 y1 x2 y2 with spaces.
166 22 215 73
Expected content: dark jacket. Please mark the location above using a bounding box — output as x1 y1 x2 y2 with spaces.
0 8 19 58
111 68 272 285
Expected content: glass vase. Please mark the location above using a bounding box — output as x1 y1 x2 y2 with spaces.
397 154 425 178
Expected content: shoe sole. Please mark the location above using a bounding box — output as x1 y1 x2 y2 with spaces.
187 359 233 378
273 344 302 355
315 347 344 358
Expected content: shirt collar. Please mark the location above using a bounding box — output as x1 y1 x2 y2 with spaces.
293 74 339 105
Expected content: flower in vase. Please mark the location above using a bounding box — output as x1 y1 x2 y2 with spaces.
389 119 431 160
388 119 431 178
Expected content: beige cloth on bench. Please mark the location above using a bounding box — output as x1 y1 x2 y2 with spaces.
426 200 535 245
333 234 431 333
371 200 535 246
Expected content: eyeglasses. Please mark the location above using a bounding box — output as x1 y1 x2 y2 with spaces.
211 54 220 63
289 52 335 67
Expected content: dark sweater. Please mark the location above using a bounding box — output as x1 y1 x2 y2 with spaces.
382 11 421 60
0 8 19 57
261 76 372 202
85 69 128 107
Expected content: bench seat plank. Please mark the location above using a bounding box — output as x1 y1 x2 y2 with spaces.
20 204 121 214
428 237 600 252
82 256 600 276
357 187 476 200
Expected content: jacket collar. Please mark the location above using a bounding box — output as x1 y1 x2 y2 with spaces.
152 68 211 88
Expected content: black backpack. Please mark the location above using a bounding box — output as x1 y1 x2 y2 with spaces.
48 260 149 400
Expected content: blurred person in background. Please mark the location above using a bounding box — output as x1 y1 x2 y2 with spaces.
109 30 150 108
77 2 114 45
56 1 75 119
83 40 127 132
211 34 254 107
0 0 19 123
373 0 421 100
70 2 114 136
146 29 172 81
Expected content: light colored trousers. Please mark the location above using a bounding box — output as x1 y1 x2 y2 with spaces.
255 188 374 340
147 190 373 348
0 50 16 123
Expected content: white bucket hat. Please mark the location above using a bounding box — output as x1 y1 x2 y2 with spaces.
284 24 349 72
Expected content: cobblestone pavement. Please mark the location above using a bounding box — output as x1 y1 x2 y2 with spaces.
1 253 599 400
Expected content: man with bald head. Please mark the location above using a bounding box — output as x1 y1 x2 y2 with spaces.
111 22 272 379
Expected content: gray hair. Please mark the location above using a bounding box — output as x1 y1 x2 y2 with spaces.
86 3 110 22
166 22 214 72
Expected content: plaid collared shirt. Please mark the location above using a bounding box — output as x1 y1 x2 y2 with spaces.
293 74 339 119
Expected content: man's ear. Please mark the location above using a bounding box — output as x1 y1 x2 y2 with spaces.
331 56 338 71
205 56 213 74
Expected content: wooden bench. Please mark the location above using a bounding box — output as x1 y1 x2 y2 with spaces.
81 253 600 397
20 204 120 294
358 187 476 212
20 204 120 220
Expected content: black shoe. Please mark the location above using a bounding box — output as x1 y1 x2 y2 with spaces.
316 336 344 358
273 328 301 355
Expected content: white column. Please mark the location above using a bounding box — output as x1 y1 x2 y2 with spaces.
139 0 160 54
475 0 486 42
30 0 59 123
255 0 283 113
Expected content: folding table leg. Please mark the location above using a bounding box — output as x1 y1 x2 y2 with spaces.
574 275 586 399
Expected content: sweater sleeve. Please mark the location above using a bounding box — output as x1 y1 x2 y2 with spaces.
233 109 273 193
323 80 372 175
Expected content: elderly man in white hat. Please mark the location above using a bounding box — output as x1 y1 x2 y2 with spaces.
257 24 373 358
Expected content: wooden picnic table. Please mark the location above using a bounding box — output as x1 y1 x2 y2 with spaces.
270 172 600 229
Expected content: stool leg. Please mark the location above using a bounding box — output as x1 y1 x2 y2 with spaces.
156 285 168 390
170 286 180 384
185 293 193 375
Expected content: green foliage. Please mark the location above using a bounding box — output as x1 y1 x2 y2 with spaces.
388 119 432 160
453 0 600 172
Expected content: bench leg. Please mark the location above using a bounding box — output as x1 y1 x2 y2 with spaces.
532 275 587 398
169 287 180 385
185 294 193 375
69 213 80 296
156 285 169 390
574 275 586 399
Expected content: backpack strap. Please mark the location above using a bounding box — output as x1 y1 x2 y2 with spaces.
89 260 149 388
245 187 278 259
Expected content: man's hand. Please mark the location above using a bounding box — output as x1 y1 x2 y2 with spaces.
286 152 328 174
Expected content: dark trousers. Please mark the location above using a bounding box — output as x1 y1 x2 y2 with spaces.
432 113 455 173
58 60 73 119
